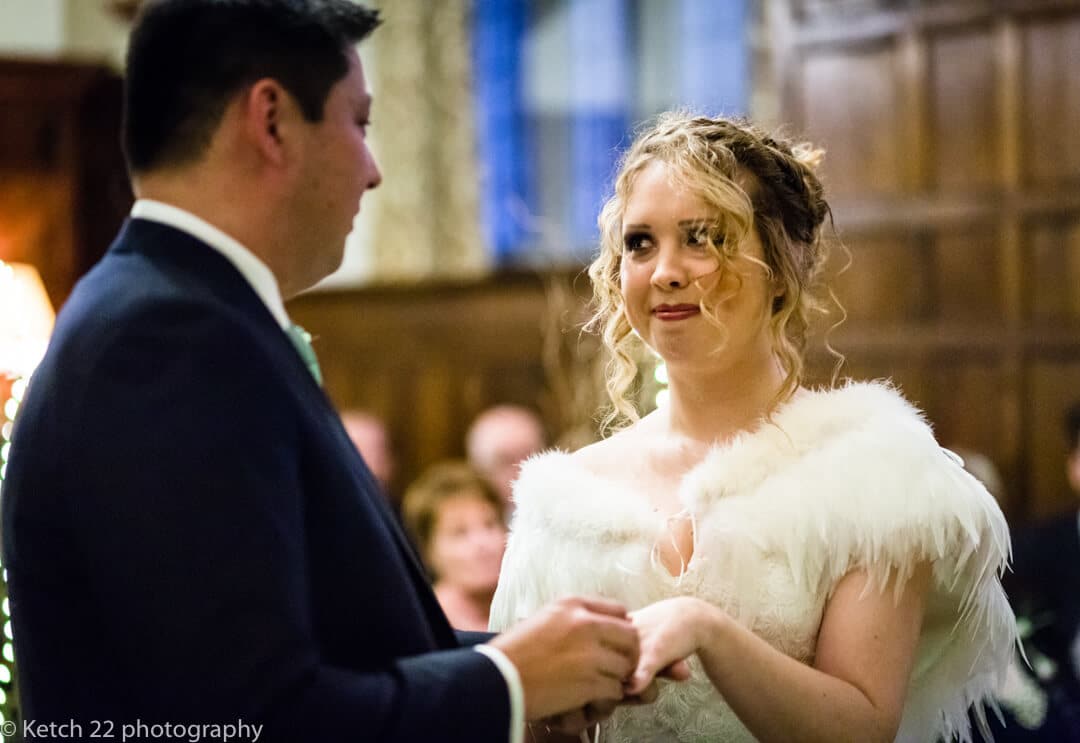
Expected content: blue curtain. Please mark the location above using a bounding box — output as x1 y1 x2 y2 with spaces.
472 0 749 265
568 0 632 252
472 0 532 262
678 0 749 116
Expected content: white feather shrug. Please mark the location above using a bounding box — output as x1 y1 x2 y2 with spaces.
490 381 1016 742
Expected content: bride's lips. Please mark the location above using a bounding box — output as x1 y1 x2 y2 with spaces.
653 303 701 321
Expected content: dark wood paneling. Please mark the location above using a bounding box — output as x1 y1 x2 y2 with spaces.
1026 216 1080 324
801 42 907 197
933 226 1002 323
929 28 998 192
778 0 1080 522
0 59 131 309
1022 15 1080 185
830 231 931 324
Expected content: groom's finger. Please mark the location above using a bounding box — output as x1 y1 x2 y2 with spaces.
595 645 635 683
590 615 640 662
575 596 629 618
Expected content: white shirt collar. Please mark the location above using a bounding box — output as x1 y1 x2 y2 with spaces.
130 199 290 330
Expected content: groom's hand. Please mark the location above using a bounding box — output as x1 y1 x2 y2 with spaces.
488 596 639 721
538 681 658 736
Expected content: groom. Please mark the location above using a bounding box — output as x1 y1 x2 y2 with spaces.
0 2 646 741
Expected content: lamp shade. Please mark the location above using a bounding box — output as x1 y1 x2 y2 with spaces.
0 261 55 378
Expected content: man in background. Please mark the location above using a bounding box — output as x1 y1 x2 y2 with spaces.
341 408 396 493
1006 402 1080 733
466 404 547 519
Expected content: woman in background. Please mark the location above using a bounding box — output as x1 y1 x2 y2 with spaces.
491 113 1016 742
403 461 507 632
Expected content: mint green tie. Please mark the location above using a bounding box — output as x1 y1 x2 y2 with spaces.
286 323 323 386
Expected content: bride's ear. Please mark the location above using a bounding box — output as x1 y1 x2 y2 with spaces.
772 290 786 314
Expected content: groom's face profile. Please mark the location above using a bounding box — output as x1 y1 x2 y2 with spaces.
289 47 382 288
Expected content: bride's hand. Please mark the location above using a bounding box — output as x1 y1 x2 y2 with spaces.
625 597 710 695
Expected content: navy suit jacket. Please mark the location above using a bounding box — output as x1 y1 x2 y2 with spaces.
1006 510 1080 696
1 219 511 741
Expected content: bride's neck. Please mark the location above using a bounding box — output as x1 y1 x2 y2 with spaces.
663 354 787 445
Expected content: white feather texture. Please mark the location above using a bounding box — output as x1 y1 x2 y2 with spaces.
490 381 1016 742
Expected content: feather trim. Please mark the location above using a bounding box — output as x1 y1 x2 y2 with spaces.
492 381 1017 743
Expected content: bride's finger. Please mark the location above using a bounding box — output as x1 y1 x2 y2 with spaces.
657 658 691 681
621 679 659 705
626 645 691 695
625 666 656 696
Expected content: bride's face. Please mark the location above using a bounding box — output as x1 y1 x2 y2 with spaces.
428 492 506 593
619 160 776 371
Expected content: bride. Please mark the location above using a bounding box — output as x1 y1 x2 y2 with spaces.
490 113 1015 742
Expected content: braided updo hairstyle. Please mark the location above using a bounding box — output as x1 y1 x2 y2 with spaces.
587 112 835 428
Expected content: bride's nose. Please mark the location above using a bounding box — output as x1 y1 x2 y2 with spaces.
651 246 690 290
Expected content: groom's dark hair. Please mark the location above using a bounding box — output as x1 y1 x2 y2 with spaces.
123 0 381 174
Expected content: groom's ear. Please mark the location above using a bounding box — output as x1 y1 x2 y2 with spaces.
241 78 293 168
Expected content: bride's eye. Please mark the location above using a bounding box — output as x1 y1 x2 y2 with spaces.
684 223 723 250
624 233 653 253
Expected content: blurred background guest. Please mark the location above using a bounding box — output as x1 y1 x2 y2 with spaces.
465 404 547 518
401 461 507 631
953 446 1079 741
1002 403 1080 738
341 409 398 505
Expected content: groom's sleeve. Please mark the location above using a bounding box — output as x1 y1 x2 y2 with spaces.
458 629 525 742
475 645 525 743
68 304 516 742
456 630 496 646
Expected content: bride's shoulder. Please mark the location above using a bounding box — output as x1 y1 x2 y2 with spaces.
512 417 653 505
568 415 656 477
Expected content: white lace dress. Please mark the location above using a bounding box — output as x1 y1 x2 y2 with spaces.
490 382 1016 742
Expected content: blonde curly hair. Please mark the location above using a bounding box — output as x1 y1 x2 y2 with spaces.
587 112 836 429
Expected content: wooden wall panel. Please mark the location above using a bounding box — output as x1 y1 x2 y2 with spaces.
929 29 998 192
0 59 130 308
932 226 1002 323
1026 216 1080 323
830 231 930 324
801 44 907 197
776 0 1080 523
1022 15 1080 184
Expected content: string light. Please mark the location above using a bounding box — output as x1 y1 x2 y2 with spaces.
653 362 669 408
0 374 27 731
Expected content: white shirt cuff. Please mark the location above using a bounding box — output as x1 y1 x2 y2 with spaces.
474 644 524 743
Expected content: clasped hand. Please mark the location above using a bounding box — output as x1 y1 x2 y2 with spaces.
504 596 701 737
